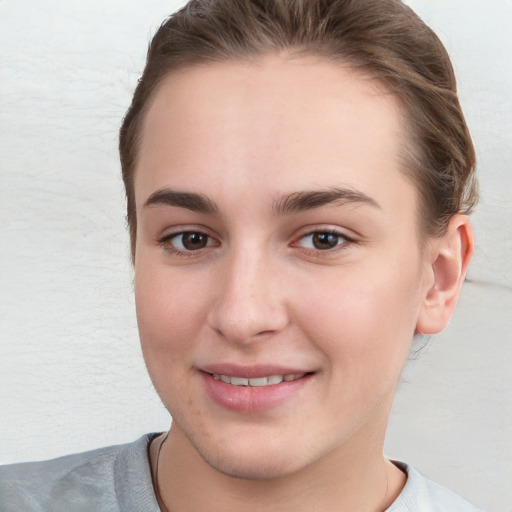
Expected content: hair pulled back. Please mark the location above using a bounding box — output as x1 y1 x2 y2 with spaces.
120 0 478 259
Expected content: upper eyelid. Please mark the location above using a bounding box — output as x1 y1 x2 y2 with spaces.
296 232 350 246
293 225 356 241
157 230 219 256
158 225 216 240
156 228 219 250
290 227 357 254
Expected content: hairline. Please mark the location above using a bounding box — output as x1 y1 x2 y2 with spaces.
127 52 442 260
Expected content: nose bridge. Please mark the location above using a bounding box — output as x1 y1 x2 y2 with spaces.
207 243 287 343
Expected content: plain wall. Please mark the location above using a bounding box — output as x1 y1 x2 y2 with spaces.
1 1 511 511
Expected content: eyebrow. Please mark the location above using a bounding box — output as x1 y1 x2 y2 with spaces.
272 187 381 215
143 186 380 215
144 188 219 214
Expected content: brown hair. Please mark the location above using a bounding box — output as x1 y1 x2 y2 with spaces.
119 0 478 259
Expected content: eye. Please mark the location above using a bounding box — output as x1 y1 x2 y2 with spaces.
298 231 349 251
160 231 216 252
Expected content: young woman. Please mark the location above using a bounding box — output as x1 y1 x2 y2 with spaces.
1 1 483 510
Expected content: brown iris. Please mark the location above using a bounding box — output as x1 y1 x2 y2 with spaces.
181 232 209 250
311 232 340 250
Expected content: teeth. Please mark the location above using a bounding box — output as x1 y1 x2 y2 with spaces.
248 376 273 387
230 376 249 386
267 375 285 385
212 373 306 387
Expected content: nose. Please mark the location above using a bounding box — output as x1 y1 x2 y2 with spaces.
207 249 289 345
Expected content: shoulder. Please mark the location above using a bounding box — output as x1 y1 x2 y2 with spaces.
388 461 484 512
0 433 161 512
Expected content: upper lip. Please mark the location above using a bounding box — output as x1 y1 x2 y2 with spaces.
200 364 313 379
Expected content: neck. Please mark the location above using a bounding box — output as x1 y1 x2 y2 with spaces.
154 423 406 512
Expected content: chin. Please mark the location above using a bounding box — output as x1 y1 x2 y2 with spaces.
204 451 301 481
189 430 308 481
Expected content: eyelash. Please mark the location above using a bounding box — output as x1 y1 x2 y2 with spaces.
157 228 355 257
293 229 354 254
157 230 218 257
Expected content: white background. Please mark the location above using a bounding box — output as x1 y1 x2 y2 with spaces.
0 1 511 510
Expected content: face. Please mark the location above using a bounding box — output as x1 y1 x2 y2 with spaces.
134 55 432 479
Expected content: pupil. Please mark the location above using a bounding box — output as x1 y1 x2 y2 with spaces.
183 232 207 250
313 232 338 250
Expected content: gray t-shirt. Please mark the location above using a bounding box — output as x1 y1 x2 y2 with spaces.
0 433 483 511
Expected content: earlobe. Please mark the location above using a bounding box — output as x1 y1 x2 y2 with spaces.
416 215 474 335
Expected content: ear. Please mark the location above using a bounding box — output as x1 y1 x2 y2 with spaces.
416 215 474 335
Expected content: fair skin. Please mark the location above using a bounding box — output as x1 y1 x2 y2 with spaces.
134 55 473 512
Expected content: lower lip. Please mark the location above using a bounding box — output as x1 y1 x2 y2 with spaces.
201 372 312 413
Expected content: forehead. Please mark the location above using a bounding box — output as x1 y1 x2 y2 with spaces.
135 55 413 213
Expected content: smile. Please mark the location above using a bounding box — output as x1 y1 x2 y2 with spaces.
211 373 306 387
202 369 313 413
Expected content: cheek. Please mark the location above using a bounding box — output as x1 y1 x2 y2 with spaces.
295 259 423 383
134 262 209 367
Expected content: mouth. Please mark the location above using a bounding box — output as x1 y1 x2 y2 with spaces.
208 372 307 387
200 366 315 413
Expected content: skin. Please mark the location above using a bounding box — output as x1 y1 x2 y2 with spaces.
134 55 473 511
